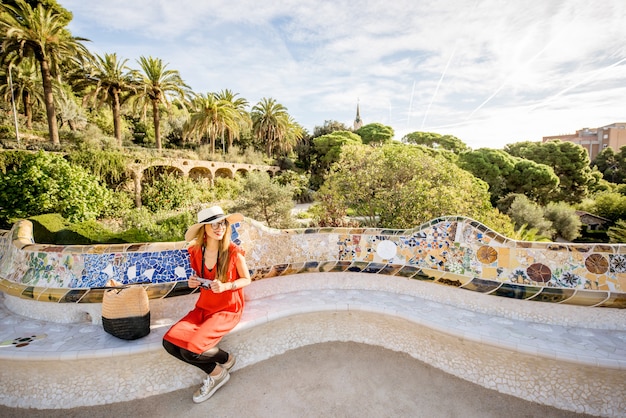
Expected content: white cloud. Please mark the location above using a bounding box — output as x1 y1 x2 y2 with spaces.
59 0 626 148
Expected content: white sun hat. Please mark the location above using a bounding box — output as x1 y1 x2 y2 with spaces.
184 206 243 242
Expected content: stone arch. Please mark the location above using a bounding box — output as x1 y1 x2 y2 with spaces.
215 167 234 179
142 165 184 184
189 167 213 182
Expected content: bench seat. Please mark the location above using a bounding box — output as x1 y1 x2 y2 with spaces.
1 273 625 417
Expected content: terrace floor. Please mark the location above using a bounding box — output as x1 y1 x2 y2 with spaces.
0 341 592 418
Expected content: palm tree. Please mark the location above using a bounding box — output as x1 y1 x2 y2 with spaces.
278 116 304 156
134 56 189 150
0 58 43 129
251 97 290 158
215 89 251 151
185 92 239 155
0 0 91 146
79 53 139 146
55 84 85 131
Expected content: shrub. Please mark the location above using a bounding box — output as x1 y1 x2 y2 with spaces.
274 170 313 203
230 171 295 228
66 149 132 188
607 219 626 243
28 213 153 244
316 143 499 229
504 194 554 238
0 150 113 227
29 213 68 244
543 202 582 241
120 207 194 242
141 172 201 212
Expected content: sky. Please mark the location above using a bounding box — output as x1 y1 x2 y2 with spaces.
58 0 626 150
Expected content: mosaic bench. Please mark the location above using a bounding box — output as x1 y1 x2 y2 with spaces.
1 218 625 416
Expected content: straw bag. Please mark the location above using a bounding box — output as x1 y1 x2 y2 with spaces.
101 279 150 340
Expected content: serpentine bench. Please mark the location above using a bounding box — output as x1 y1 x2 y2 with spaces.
1 217 625 416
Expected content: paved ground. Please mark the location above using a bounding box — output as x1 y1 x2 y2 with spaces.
1 342 592 418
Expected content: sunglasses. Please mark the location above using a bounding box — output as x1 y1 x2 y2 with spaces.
210 220 228 231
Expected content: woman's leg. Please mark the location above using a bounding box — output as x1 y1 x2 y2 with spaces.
180 346 229 374
162 339 186 363
163 339 229 374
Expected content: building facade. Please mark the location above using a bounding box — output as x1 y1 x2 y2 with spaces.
542 122 626 161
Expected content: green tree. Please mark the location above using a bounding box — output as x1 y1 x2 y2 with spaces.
134 56 189 150
55 83 85 131
506 159 559 205
317 143 510 231
0 150 112 225
592 146 620 183
503 194 554 238
402 131 470 154
587 191 626 222
276 116 304 157
141 172 201 213
0 58 43 129
310 130 362 188
543 201 581 241
458 148 558 205
607 219 626 243
592 146 626 185
2 0 72 21
312 120 348 138
274 169 312 203
185 92 239 155
79 53 139 145
505 140 594 203
66 148 131 189
214 89 251 151
251 97 290 158
0 0 91 145
230 171 295 228
355 122 394 145
457 148 516 204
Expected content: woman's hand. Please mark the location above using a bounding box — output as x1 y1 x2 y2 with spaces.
210 280 229 293
188 275 201 289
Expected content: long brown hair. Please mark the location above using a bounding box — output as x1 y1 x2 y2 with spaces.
192 221 232 283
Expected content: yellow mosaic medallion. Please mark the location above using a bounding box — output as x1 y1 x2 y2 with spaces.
584 253 609 274
476 245 498 264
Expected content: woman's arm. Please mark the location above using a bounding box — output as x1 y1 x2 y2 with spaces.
232 252 251 289
210 252 252 293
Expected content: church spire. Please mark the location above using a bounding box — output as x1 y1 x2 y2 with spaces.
353 101 363 130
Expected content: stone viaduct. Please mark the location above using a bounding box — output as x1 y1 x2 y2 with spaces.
128 157 281 207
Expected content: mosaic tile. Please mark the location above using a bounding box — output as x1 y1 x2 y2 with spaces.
1 218 625 310
491 282 541 300
529 287 576 304
58 289 89 303
395 265 423 278
461 278 502 293
563 290 609 307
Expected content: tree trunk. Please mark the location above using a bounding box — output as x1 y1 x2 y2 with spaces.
152 100 161 150
112 89 122 146
23 91 33 130
39 58 60 146
133 171 142 208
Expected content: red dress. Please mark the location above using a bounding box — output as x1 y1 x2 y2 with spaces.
163 242 245 354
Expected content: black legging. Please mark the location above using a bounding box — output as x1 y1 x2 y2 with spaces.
162 339 229 374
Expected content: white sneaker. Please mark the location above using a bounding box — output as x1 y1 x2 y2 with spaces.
192 366 230 403
221 354 236 371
